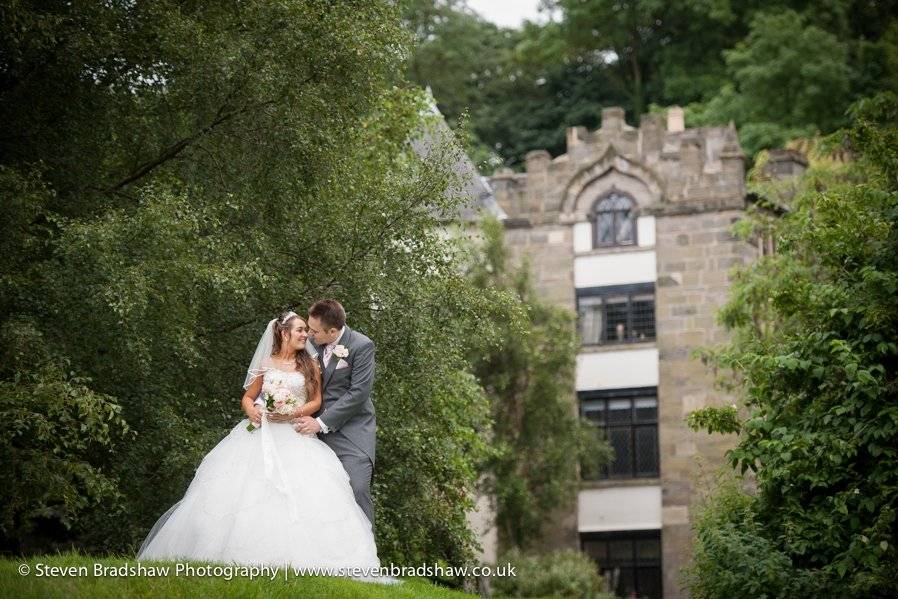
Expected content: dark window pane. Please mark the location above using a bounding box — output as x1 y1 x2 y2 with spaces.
594 194 635 248
636 566 663 599
609 427 633 476
613 195 632 210
582 539 607 561
581 531 662 599
630 295 655 341
596 213 614 244
604 298 629 342
634 397 658 422
615 567 637 597
607 399 632 424
608 539 633 563
616 211 635 244
598 194 632 212
635 426 659 477
578 297 604 345
578 391 657 482
636 539 661 561
581 401 606 426
579 290 654 346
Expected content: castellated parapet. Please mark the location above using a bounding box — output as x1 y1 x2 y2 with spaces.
491 106 745 225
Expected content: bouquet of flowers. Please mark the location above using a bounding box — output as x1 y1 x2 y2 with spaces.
246 387 298 431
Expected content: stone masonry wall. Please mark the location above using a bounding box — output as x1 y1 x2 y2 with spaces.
503 224 576 312
654 209 754 598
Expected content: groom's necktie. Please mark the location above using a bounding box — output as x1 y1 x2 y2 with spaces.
322 343 334 368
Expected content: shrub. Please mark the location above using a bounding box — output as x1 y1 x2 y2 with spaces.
493 548 614 599
0 319 131 552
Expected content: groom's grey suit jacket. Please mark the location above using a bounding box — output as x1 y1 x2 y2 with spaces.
307 326 376 464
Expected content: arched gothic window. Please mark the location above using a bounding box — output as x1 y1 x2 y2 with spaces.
591 192 636 247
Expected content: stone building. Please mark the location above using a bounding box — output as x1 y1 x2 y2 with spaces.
487 106 755 599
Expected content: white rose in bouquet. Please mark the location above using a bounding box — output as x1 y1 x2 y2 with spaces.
246 386 298 431
272 388 294 414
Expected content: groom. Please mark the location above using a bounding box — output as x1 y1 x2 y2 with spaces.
293 299 377 526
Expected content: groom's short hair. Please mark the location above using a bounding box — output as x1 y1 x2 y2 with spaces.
309 299 346 331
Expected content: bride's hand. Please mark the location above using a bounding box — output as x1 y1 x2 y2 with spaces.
244 405 262 426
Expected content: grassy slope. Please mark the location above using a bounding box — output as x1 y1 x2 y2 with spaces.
0 552 477 599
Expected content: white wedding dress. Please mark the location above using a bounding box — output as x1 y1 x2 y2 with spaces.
137 365 383 576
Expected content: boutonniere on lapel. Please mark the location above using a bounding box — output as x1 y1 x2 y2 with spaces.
332 345 349 360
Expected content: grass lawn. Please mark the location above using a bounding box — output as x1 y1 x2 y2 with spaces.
0 552 479 599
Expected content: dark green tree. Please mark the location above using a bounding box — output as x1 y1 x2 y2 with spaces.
554 0 670 119
0 0 496 568
405 7 627 169
689 8 853 156
684 93 898 596
473 21 627 168
406 0 898 167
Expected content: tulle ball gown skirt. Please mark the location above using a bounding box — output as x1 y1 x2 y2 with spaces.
137 417 381 573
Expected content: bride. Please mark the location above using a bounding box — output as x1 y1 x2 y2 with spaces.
137 311 383 575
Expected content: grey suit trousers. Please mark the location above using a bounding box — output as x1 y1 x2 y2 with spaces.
322 432 374 526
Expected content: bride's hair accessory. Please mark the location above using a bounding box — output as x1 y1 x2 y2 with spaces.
278 311 298 325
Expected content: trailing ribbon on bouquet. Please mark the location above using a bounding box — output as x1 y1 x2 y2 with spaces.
258 412 301 521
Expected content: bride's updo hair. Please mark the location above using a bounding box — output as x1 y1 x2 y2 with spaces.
271 310 321 401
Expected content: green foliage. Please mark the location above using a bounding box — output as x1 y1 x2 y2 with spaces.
0 318 131 552
406 4 507 130
403 4 628 169
845 92 898 181
493 548 614 599
683 93 898 596
689 9 852 157
686 404 742 436
465 217 611 551
1 0 495 569
406 0 898 167
474 20 626 168
682 469 817 598
557 0 669 117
